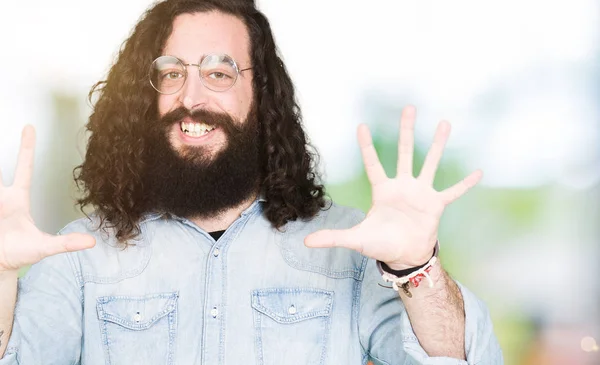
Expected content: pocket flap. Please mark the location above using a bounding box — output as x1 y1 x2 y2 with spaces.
251 288 333 324
97 292 178 330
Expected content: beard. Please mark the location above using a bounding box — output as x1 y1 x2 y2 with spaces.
141 104 261 220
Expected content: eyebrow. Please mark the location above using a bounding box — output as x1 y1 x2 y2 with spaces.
162 54 213 64
163 54 198 65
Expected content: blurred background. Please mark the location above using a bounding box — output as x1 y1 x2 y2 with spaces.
0 0 598 363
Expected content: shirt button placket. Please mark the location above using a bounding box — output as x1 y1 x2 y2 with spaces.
203 241 225 364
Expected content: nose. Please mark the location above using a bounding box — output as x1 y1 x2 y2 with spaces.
179 66 210 110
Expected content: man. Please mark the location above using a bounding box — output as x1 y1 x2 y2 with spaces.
0 0 502 364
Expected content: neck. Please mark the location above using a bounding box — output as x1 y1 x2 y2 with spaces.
188 193 258 232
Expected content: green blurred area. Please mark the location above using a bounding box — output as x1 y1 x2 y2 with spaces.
325 128 560 365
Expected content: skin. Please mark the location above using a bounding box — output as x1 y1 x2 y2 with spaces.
0 11 480 361
0 127 96 358
158 12 257 232
305 106 483 359
159 12 254 156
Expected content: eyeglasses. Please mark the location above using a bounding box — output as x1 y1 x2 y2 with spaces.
149 54 252 94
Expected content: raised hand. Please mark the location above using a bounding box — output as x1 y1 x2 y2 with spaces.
304 106 482 270
0 126 95 273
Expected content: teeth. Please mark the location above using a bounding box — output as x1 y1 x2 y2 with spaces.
180 121 216 137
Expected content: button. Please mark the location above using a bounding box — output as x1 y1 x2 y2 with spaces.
213 248 220 257
134 312 142 322
288 305 297 315
210 307 219 318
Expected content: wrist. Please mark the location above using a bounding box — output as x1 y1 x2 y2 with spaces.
377 241 441 298
399 261 455 301
384 238 439 271
416 259 445 287
380 240 440 273
384 255 430 272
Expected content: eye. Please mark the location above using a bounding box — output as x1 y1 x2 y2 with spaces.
162 71 184 80
209 71 231 80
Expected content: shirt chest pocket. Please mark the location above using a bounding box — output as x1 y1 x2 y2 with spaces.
96 292 179 365
251 288 333 365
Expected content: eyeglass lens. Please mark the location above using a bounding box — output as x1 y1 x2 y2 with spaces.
150 54 239 94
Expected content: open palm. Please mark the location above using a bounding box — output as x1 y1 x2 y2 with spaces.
0 126 95 272
305 106 482 270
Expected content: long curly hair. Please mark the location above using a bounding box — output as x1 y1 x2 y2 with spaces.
74 0 328 243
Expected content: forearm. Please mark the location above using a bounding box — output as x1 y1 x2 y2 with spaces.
0 270 17 358
398 260 466 359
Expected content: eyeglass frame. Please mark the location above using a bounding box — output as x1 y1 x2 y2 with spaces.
149 53 253 95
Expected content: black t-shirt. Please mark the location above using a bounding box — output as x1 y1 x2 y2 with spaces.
208 230 226 241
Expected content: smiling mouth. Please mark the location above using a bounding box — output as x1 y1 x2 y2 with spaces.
180 121 216 137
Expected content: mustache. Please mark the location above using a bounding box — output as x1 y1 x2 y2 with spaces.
158 106 244 135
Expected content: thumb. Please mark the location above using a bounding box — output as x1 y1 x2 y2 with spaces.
43 233 96 258
304 228 363 253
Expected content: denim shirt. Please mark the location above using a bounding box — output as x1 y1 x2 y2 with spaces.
1 200 502 364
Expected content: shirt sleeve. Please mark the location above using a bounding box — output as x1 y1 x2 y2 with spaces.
0 252 83 364
358 258 503 365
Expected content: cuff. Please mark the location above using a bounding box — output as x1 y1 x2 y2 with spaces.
0 351 18 364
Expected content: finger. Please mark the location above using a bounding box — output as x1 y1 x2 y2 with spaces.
397 105 416 176
357 124 387 186
42 233 96 259
13 125 36 190
304 228 364 254
440 169 483 205
418 120 451 185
